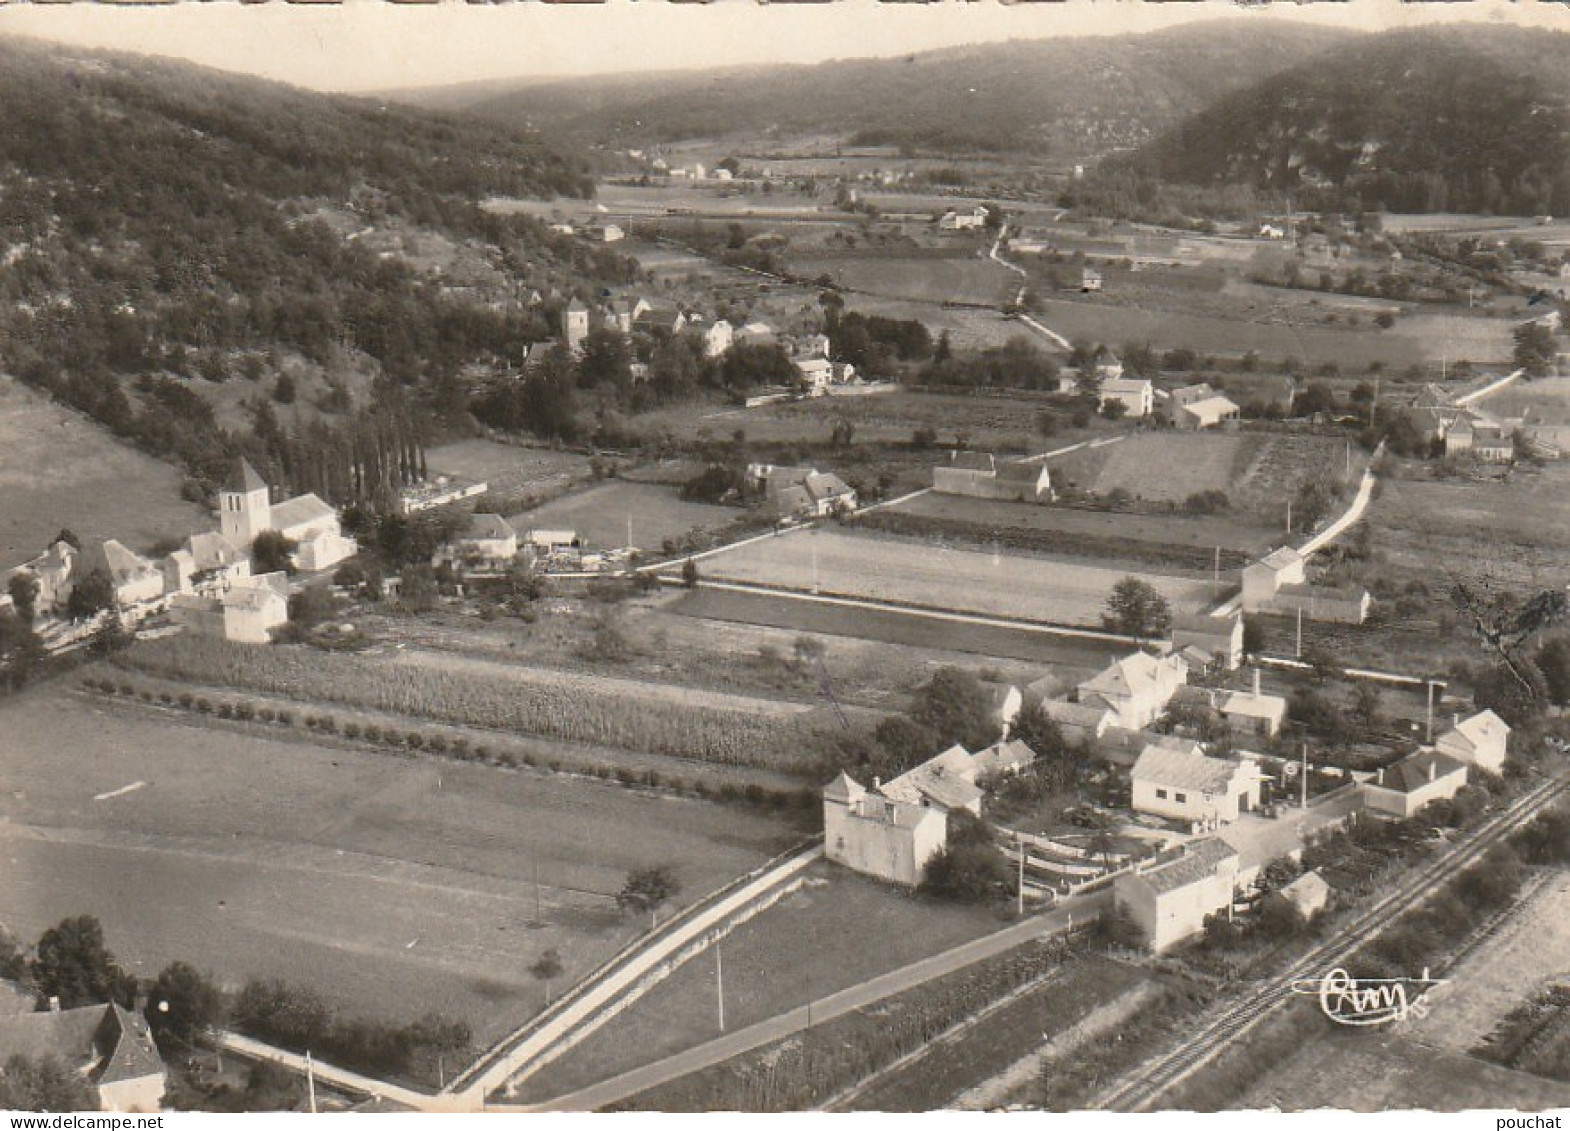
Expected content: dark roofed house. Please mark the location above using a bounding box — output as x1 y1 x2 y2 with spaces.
1114 837 1240 953
0 1000 167 1112
1363 749 1468 819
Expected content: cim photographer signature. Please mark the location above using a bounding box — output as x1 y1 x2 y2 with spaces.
1289 967 1450 1026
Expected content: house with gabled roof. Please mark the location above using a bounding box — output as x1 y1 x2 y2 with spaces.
1434 709 1510 775
435 513 518 572
1131 742 1264 825
1099 377 1154 418
10 538 79 613
1172 611 1244 671
1175 395 1241 431
162 531 250 598
1114 837 1241 953
82 540 164 608
0 999 167 1112
822 772 948 887
1241 546 1306 612
1078 651 1189 732
1363 749 1468 819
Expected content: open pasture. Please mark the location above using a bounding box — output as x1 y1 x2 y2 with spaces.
698 527 1214 627
425 438 592 508
511 480 736 553
885 491 1278 555
789 254 1015 308
0 375 207 572
0 685 796 1043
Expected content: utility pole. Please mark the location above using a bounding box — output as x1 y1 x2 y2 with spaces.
1296 607 1304 659
716 945 726 1033
1301 742 1309 810
1372 371 1380 428
306 1051 318 1114
534 860 542 923
1213 546 1221 598
1286 498 1293 533
1017 830 1025 917
1426 679 1436 744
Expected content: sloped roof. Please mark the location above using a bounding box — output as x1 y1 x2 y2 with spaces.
1371 749 1468 794
1280 871 1331 917
823 771 865 804
269 493 336 531
1173 611 1240 636
1081 651 1183 702
971 738 1036 778
187 531 244 571
1102 378 1152 395
1257 547 1304 572
97 540 156 582
226 457 269 495
803 472 853 502
768 484 813 516
1441 709 1511 753
1133 837 1238 896
1218 690 1287 722
97 1004 164 1086
1040 699 1116 730
1132 744 1247 795
463 513 515 542
1180 395 1240 420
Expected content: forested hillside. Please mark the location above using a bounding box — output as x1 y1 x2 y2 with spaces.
1084 27 1570 217
0 38 626 502
411 22 1352 157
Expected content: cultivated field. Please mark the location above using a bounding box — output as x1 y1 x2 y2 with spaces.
788 254 1015 308
697 528 1215 626
631 390 1094 452
514 863 1004 1102
116 635 841 774
425 439 593 507
1024 293 1511 368
1371 462 1570 591
671 586 1127 672
884 492 1279 554
0 375 207 572
0 684 798 1043
510 480 737 553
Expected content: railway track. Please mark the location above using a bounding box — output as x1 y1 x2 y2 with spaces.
1097 766 1570 1112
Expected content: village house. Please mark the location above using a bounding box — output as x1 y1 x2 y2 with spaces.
938 207 988 231
1216 675 1288 738
1363 749 1469 819
983 682 1024 741
734 321 776 348
0 1000 167 1113
434 513 518 572
751 464 857 518
1433 709 1511 775
1081 267 1103 293
1039 699 1120 746
84 540 165 609
701 319 734 359
562 298 590 354
1175 394 1241 431
11 537 79 613
931 452 1051 501
794 357 833 396
1445 412 1516 463
218 458 358 574
822 738 1038 887
1171 611 1245 671
823 773 947 888
161 531 250 598
1099 377 1154 418
173 571 290 644
524 529 580 559
1241 546 1306 612
1113 837 1241 954
1130 742 1264 826
1077 651 1189 732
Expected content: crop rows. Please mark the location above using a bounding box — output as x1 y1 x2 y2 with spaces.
116 636 830 773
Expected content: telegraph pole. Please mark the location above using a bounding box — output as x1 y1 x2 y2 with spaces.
1016 830 1025 917
716 946 726 1033
1426 680 1436 744
1301 743 1309 809
1296 607 1304 659
1213 546 1221 598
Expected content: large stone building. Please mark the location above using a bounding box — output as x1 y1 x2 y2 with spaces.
219 459 357 573
1114 837 1240 953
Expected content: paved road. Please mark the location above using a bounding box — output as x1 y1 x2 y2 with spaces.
519 889 1112 1112
1297 450 1379 558
218 1032 454 1112
456 844 823 1100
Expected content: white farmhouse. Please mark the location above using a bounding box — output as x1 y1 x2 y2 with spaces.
1114 837 1240 953
1363 749 1468 819
1099 377 1154 418
823 772 948 888
1130 742 1264 826
1433 709 1510 775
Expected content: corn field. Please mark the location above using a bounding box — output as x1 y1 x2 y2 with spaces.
117 636 834 773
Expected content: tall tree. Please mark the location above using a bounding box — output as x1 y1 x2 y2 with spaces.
1103 577 1173 641
29 916 135 1010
